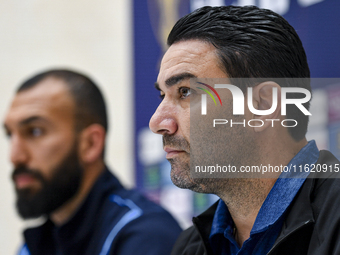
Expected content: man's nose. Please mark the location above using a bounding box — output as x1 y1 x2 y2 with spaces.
149 100 178 136
10 135 29 167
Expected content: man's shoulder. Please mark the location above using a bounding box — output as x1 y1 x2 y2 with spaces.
98 189 182 255
101 174 179 221
91 169 182 254
305 150 340 208
271 150 340 255
288 149 340 219
95 169 182 232
98 168 175 217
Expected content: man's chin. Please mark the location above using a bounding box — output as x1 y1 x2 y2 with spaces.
170 168 207 193
15 187 58 219
16 198 44 219
171 173 194 190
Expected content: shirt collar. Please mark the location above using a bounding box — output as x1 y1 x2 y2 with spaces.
210 199 233 237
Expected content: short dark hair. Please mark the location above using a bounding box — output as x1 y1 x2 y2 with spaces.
17 69 108 133
168 5 311 141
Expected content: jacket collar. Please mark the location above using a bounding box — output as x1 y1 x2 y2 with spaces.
268 150 340 254
267 176 315 254
192 201 218 255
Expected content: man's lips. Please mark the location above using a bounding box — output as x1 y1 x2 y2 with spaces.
164 147 186 159
13 174 38 189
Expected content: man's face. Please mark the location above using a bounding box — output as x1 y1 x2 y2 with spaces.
4 78 83 219
149 40 235 192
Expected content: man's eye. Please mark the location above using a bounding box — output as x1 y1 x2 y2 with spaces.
159 94 165 100
30 127 43 137
179 87 191 99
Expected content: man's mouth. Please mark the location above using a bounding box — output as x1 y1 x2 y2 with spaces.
13 174 38 189
164 147 186 159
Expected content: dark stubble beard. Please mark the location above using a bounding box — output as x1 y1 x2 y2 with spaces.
165 132 266 212
163 113 259 198
163 134 225 194
12 142 83 219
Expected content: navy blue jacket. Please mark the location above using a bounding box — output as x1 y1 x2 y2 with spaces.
18 168 182 255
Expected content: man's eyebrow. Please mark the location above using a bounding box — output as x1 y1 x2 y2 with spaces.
3 116 49 134
19 116 49 126
154 73 197 91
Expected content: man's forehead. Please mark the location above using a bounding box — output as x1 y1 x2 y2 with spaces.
5 78 75 125
160 40 216 69
19 78 72 104
157 40 222 87
18 77 70 100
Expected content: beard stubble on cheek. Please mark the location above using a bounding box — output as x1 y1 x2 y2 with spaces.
163 134 215 193
163 134 192 188
13 142 83 219
168 155 223 194
168 157 191 188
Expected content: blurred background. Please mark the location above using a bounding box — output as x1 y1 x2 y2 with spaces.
0 0 339 253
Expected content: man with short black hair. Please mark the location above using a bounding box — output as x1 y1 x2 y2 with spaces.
149 6 340 255
4 69 181 255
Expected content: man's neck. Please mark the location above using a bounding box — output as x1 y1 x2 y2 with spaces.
219 138 308 247
50 161 105 226
219 178 277 247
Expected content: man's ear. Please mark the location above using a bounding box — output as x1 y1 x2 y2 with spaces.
78 124 106 164
249 82 281 132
